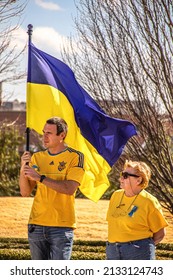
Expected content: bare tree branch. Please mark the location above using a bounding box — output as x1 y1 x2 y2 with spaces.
62 0 173 213
0 0 28 100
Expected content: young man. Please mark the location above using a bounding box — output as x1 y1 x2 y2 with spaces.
19 117 85 260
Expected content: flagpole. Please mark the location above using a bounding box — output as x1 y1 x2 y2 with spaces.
25 24 33 151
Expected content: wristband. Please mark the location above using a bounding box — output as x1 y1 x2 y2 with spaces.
40 175 46 183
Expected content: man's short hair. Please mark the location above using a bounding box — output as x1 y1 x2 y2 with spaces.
46 117 68 136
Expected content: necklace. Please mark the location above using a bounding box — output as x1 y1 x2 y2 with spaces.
116 192 125 208
112 191 139 218
116 191 138 209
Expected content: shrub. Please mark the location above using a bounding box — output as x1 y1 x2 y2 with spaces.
0 123 24 196
0 238 172 260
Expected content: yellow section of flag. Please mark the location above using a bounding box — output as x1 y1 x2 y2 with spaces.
27 83 110 202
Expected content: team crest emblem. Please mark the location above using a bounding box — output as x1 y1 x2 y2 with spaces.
58 161 67 171
32 164 39 171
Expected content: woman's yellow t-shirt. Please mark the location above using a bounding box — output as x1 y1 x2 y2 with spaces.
107 189 168 242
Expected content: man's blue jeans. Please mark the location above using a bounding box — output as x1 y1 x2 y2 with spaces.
106 238 155 260
28 224 74 260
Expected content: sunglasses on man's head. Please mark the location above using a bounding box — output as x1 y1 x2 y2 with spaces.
120 171 140 179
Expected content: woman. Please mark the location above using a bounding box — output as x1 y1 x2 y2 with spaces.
106 160 168 260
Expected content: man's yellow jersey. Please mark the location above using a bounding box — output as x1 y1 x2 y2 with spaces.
28 147 85 228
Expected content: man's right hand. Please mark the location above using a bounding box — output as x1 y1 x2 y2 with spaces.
21 151 31 172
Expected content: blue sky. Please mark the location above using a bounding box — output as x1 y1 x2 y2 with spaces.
25 0 77 37
4 0 78 102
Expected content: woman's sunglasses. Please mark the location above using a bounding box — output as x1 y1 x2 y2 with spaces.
120 171 140 179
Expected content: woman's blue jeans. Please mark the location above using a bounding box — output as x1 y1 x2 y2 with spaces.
106 238 155 260
28 224 74 260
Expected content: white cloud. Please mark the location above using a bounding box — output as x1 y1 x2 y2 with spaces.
35 0 63 11
9 25 76 56
32 26 66 56
7 26 27 49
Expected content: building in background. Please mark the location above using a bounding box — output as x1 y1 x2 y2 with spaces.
0 99 41 152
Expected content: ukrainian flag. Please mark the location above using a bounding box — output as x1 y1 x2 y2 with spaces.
27 42 137 202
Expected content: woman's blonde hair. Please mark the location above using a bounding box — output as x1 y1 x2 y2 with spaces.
124 160 151 189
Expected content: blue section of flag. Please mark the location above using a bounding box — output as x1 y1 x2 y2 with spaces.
27 43 137 166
